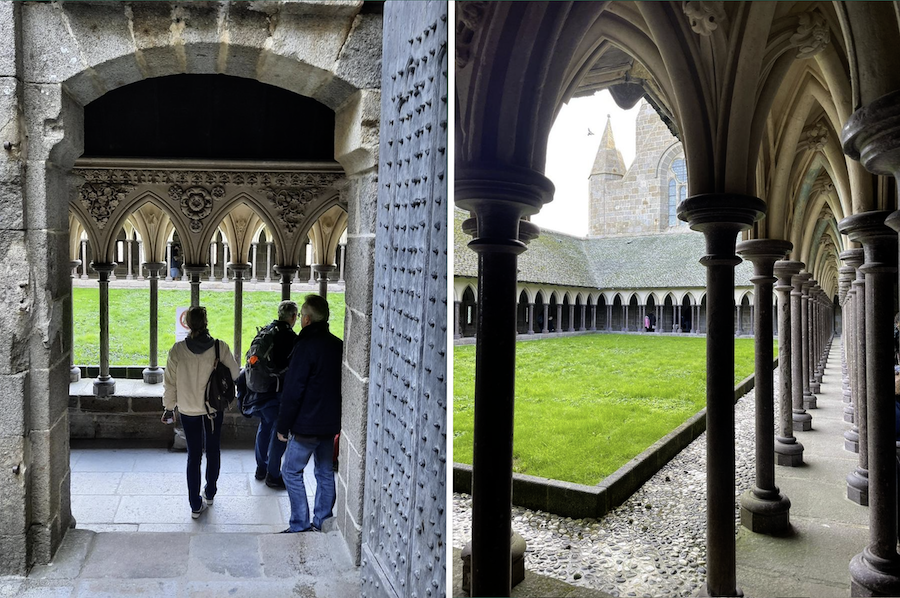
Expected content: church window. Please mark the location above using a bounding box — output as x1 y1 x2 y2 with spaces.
668 158 688 228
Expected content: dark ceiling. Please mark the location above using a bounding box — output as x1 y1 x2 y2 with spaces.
84 74 335 161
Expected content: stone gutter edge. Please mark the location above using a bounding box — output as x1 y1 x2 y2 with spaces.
452 358 777 519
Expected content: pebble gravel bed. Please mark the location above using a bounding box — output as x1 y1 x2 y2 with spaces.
452 376 769 597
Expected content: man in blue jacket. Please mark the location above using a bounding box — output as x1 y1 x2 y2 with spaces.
277 294 343 532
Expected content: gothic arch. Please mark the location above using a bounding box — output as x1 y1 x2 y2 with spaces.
99 190 184 264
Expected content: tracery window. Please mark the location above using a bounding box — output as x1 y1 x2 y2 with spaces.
668 157 687 228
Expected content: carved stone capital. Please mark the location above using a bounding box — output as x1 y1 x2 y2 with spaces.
790 12 830 60
456 1 488 69
683 1 725 36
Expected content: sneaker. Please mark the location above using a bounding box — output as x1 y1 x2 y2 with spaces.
265 474 286 489
255 466 266 481
201 488 214 506
191 502 208 519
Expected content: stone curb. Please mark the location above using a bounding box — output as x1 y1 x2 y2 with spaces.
452 358 777 519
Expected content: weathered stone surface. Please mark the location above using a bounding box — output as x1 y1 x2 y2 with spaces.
0 231 31 376
80 532 190 578
0 372 27 438
345 171 378 236
343 307 371 377
343 433 366 524
0 160 25 232
23 84 84 167
0 3 19 78
27 363 70 431
334 13 383 93
344 235 375 317
0 534 28 576
335 90 379 175
0 436 27 537
77 395 128 414
21 4 81 85
267 15 348 83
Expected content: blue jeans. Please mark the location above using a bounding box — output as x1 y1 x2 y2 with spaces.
282 434 335 531
253 399 286 478
181 410 223 511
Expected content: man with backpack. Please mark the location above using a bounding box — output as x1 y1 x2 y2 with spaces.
243 300 299 488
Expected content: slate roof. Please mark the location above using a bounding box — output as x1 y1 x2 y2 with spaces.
454 209 753 289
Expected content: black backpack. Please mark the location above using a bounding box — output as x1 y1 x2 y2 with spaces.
205 340 236 415
245 321 288 393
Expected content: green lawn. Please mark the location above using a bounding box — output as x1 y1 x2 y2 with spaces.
453 334 770 486
73 288 345 366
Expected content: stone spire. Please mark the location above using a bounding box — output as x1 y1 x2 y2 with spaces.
590 115 626 176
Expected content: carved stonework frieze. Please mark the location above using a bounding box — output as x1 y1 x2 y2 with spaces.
801 121 829 152
169 185 224 233
265 188 319 233
683 1 725 36
75 168 342 190
791 12 829 59
79 183 136 230
456 1 488 69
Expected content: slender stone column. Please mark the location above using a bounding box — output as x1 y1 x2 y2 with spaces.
229 263 250 363
125 240 133 280
457 168 553 597
275 265 298 301
790 271 813 431
165 242 173 281
606 304 612 331
338 242 346 283
222 243 230 282
678 194 765 597
839 266 854 421
542 304 549 334
556 303 562 332
810 283 822 393
656 304 662 334
208 242 217 282
183 265 206 307
527 303 535 334
842 211 900 595
774 259 804 466
737 240 792 533
69 260 82 383
265 243 273 283
250 242 258 283
92 263 117 397
621 304 627 332
454 301 462 338
800 276 817 409
136 241 143 280
80 240 89 279
314 264 335 298
579 303 586 331
142 262 166 384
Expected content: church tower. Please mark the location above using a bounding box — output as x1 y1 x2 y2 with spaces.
588 115 626 236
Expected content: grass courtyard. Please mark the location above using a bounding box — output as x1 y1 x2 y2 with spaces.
72 288 345 366
453 334 768 486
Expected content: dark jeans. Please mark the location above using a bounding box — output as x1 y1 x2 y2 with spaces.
182 410 223 511
253 399 287 479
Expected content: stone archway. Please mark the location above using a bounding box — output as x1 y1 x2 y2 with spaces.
9 0 380 573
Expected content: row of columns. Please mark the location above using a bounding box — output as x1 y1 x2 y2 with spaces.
76 260 337 397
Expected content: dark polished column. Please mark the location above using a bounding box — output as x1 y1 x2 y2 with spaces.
678 194 764 597
527 303 535 334
590 303 597 331
313 264 335 298
774 259 804 466
91 262 117 397
183 265 206 307
69 260 82 383
842 252 864 454
542 304 549 334
274 265 298 301
738 240 792 532
579 303 586 331
454 301 461 338
142 262 166 384
230 263 250 363
842 211 900 594
810 283 822 393
790 271 813 431
568 303 576 332
800 275 817 409
457 167 553 597
843 247 871 506
839 266 854 422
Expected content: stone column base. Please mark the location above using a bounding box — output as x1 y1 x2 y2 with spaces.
850 550 900 596
143 367 164 385
774 437 804 467
792 412 812 431
69 365 81 383
811 382 821 394
93 377 116 397
739 489 791 535
699 583 744 597
845 405 855 422
847 469 869 506
461 532 526 596
803 393 817 409
845 429 860 453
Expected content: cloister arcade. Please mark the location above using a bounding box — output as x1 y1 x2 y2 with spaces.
456 2 896 597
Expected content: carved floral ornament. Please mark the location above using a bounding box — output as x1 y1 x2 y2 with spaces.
266 188 319 233
169 185 224 232
683 1 725 36
75 168 341 190
802 121 829 152
790 12 829 60
79 183 136 230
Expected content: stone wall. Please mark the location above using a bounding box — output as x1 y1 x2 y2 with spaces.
360 3 448 598
589 101 686 237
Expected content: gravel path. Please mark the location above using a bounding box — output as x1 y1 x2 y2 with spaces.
452 374 769 597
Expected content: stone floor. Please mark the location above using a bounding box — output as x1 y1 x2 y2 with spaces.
454 341 871 597
0 445 358 597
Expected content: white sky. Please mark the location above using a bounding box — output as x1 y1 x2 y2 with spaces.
535 91 641 237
